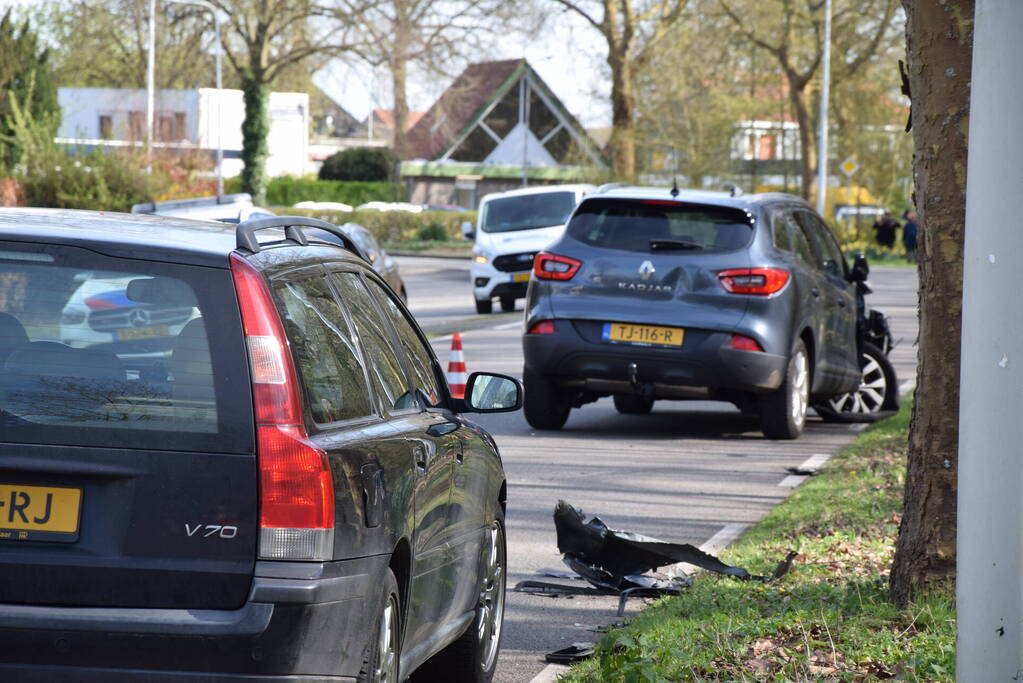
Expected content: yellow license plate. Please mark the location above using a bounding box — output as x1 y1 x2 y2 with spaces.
602 322 684 347
513 272 531 283
0 484 82 542
117 324 169 341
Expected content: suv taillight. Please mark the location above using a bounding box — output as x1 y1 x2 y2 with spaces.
534 252 582 280
717 268 789 295
230 254 334 561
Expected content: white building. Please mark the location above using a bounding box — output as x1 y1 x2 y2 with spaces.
57 87 311 178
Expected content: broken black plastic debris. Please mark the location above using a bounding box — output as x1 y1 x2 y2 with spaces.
545 643 595 664
553 500 756 588
786 466 819 476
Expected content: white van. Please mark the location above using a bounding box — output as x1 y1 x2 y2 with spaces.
467 184 594 313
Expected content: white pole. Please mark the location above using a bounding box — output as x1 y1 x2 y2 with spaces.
815 0 831 215
958 1 1023 678
146 0 156 163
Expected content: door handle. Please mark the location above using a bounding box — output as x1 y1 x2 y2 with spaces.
810 287 821 298
427 421 459 437
411 443 428 470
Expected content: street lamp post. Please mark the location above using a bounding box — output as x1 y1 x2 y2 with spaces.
816 0 832 215
168 0 223 196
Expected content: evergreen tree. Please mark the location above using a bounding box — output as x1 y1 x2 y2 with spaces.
0 10 59 170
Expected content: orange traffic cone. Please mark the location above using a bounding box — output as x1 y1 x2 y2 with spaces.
447 333 468 399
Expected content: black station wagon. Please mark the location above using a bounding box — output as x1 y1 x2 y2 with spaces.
0 209 520 682
522 187 891 440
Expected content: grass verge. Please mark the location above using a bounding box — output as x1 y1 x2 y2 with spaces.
561 396 955 682
383 240 472 256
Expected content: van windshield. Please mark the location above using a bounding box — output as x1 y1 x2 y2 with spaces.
0 241 252 453
481 191 576 233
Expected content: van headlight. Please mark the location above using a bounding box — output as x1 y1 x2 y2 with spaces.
472 247 492 264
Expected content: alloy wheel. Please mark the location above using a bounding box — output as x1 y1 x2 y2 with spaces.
477 522 506 672
827 351 888 415
789 349 809 428
372 594 399 683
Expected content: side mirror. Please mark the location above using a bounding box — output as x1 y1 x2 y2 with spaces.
460 372 522 413
849 253 869 282
461 220 475 240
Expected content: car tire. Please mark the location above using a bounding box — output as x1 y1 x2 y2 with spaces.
523 370 570 430
357 568 401 683
475 298 493 314
500 297 515 313
759 339 810 440
814 342 899 422
413 512 506 683
613 393 654 414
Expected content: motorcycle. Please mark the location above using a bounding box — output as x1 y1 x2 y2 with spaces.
813 254 901 422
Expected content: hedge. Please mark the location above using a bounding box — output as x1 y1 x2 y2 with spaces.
226 176 405 208
278 208 477 244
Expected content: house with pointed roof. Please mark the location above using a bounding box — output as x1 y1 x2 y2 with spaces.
401 59 606 208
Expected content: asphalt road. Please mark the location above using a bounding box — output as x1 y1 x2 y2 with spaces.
396 257 919 683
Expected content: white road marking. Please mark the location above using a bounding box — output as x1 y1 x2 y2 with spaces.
529 664 571 683
848 423 869 433
494 321 523 330
699 523 749 555
899 378 916 393
778 452 833 488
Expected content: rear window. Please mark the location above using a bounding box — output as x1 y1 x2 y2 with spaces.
566 198 754 253
0 241 252 453
481 191 577 233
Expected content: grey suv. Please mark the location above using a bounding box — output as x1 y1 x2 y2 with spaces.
0 210 520 681
522 187 864 439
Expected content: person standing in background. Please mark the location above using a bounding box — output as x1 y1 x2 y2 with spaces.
872 211 899 249
902 209 918 262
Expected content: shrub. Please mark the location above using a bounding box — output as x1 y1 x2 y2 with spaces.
319 147 397 182
285 208 475 244
416 221 448 241
259 176 404 207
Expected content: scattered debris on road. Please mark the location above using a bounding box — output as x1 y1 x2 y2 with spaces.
544 643 595 664
786 466 820 476
514 501 797 615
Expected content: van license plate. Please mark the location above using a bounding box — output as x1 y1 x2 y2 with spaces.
602 323 684 347
0 484 82 542
118 324 169 341
512 273 531 283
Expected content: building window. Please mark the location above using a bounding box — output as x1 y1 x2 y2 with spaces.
449 125 499 162
128 111 145 141
543 126 575 162
483 86 519 139
529 88 559 140
98 115 113 139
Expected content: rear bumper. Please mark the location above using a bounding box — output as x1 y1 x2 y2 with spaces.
0 555 387 680
523 319 788 395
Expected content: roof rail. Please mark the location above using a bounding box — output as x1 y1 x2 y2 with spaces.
595 182 631 194
235 216 367 261
131 193 253 214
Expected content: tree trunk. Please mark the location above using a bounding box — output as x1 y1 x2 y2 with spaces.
786 79 814 200
889 0 973 607
390 40 409 159
240 71 270 206
608 51 636 181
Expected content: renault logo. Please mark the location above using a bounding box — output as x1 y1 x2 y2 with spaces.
638 261 655 281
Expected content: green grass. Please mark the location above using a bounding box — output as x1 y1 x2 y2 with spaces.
561 396 956 682
383 240 472 255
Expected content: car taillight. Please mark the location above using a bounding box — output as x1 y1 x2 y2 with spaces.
717 267 789 295
527 320 555 335
534 252 582 280
230 253 335 561
729 334 764 352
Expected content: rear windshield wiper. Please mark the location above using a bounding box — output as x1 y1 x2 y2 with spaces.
649 239 703 251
